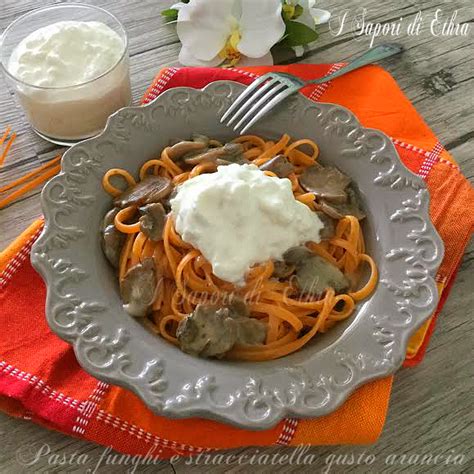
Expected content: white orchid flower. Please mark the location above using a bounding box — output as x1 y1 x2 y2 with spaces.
175 0 286 67
286 0 331 26
284 0 331 57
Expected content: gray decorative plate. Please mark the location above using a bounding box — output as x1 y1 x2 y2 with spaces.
31 81 444 430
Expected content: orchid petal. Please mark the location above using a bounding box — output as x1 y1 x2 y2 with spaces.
177 0 235 61
178 46 223 67
237 0 285 58
171 2 185 9
311 8 331 24
237 52 274 67
291 0 317 30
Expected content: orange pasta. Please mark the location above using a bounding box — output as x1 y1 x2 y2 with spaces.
103 135 378 361
0 129 16 167
0 164 60 210
102 169 136 197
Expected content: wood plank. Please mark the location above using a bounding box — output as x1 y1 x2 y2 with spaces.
291 0 474 167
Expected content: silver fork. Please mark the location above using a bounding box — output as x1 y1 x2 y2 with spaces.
221 43 403 134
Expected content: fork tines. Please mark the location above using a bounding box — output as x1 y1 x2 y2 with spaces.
220 74 293 135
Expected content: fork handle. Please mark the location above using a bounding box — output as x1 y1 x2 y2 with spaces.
308 43 404 85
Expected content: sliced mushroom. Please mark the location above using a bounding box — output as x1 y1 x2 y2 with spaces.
101 208 125 269
167 141 207 161
316 201 343 220
121 258 158 317
225 297 266 345
272 260 296 279
176 301 266 358
319 186 366 220
114 175 173 208
103 207 119 229
226 296 250 318
183 142 246 166
283 246 349 296
139 203 167 241
295 255 349 296
315 211 336 240
299 164 351 203
191 133 210 146
234 318 267 346
161 187 178 213
283 246 313 265
221 143 248 164
259 155 295 178
183 147 228 166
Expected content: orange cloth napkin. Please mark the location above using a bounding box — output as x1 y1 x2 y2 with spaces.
0 65 473 458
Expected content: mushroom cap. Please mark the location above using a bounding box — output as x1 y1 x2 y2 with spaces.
299 164 352 203
121 258 158 317
315 211 336 240
167 141 207 161
139 203 167 241
296 255 349 296
101 208 124 269
259 155 295 178
176 301 266 358
183 143 246 166
318 186 366 221
283 246 313 265
272 260 296 279
102 207 119 229
114 176 173 208
102 224 125 269
177 305 238 358
283 247 349 296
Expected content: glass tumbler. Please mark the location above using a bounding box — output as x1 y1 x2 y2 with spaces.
0 4 132 146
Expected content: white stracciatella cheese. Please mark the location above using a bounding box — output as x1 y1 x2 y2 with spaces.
7 21 131 140
8 21 124 87
171 164 323 284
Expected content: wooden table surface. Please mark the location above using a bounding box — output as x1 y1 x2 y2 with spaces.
0 0 472 472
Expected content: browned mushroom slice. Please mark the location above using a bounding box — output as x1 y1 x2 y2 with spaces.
259 155 295 178
103 207 119 228
283 246 349 296
221 143 248 164
299 164 352 203
101 208 125 269
183 142 247 166
176 302 266 358
315 211 336 240
161 186 178 213
183 147 228 166
234 318 267 346
191 133 210 146
283 246 313 265
226 296 250 318
114 175 173 208
316 200 343 220
121 258 158 317
167 141 207 161
177 305 238 358
139 203 167 241
272 260 296 279
319 186 366 220
295 255 349 296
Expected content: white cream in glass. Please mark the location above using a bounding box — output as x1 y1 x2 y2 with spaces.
0 4 131 145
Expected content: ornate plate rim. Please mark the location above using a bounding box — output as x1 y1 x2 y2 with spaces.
31 81 444 430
